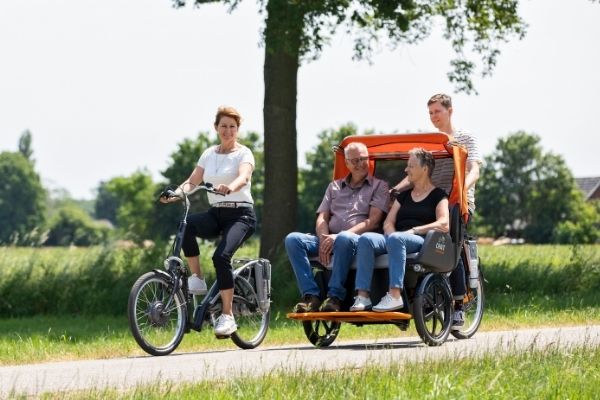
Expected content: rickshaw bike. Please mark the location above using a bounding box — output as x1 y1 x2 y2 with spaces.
287 133 484 347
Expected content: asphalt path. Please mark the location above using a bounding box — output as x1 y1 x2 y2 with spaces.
1 325 599 397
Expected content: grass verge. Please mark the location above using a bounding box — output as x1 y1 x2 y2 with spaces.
2 290 599 365
20 343 600 399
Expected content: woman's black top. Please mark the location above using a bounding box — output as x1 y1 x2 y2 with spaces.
394 187 448 232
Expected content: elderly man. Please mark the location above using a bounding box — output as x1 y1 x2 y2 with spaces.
285 142 390 313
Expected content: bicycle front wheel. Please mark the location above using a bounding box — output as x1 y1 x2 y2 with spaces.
128 271 187 356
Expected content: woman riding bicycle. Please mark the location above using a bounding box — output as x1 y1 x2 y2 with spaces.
160 106 256 337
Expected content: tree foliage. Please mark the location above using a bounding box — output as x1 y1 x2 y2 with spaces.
18 130 34 161
476 131 590 243
45 203 111 246
100 171 161 243
0 151 46 245
554 200 600 244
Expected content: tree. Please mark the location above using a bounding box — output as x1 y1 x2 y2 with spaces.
554 200 600 244
94 181 120 225
476 131 582 243
18 130 34 161
0 151 46 245
101 171 161 243
45 203 111 246
173 0 527 259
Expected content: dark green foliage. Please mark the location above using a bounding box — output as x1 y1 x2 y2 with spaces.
98 171 163 243
0 246 163 317
481 245 600 295
0 151 46 245
18 129 34 161
94 181 119 224
44 203 111 246
476 131 594 243
554 200 600 244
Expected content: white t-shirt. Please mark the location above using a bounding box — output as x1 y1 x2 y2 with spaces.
198 145 255 205
431 129 483 211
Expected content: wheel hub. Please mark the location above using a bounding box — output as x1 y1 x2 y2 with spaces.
147 301 169 327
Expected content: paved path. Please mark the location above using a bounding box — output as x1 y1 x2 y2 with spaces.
1 325 600 397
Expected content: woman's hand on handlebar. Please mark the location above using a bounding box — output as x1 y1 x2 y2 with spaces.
159 189 180 204
214 184 232 195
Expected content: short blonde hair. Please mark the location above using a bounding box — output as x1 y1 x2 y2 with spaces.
214 106 242 127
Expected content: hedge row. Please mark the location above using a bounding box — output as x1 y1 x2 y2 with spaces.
0 244 598 317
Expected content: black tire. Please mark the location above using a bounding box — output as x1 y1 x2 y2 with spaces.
413 274 453 346
302 320 341 347
128 271 187 356
451 265 485 339
228 267 270 349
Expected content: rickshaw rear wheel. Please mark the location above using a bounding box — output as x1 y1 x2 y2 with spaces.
413 273 453 346
303 320 341 347
451 265 484 340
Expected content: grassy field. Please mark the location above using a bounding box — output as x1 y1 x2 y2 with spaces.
1 290 599 365
15 343 600 399
0 244 599 365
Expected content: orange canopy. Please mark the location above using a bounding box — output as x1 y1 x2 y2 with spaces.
333 133 469 222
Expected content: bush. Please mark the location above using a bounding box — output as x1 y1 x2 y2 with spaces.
44 204 112 246
480 245 600 294
0 238 261 317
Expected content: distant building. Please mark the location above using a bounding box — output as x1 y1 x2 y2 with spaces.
575 177 600 201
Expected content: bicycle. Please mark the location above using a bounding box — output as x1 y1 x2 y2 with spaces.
128 183 271 356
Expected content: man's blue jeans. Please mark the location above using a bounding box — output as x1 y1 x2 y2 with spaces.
355 231 424 292
285 231 360 300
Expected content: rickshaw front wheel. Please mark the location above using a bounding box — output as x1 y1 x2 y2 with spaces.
303 320 341 347
413 273 453 346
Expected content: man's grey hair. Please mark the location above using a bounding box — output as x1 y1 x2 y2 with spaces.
344 142 368 158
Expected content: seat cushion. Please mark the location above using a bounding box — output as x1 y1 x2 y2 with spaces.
309 252 420 270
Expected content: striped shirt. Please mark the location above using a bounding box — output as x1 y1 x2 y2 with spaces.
431 129 483 211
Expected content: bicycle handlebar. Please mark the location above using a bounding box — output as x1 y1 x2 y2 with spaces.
160 182 224 202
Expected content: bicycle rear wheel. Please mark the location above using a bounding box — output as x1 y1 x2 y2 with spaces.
451 265 485 339
128 271 187 356
229 267 270 349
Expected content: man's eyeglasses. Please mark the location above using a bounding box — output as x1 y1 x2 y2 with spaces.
346 156 369 166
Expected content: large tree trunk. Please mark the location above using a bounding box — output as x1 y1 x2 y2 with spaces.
259 1 304 260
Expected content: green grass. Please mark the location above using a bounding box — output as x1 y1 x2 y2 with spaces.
2 290 599 365
24 344 600 399
0 243 599 365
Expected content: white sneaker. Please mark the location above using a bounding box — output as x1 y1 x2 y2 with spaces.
188 274 207 295
214 314 237 336
372 292 404 312
350 295 372 311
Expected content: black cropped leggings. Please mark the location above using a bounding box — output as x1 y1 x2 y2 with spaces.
449 211 474 300
182 207 256 290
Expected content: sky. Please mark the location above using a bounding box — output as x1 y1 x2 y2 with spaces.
1 0 599 200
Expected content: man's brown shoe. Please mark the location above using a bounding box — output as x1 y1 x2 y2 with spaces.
293 295 321 313
320 296 341 312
